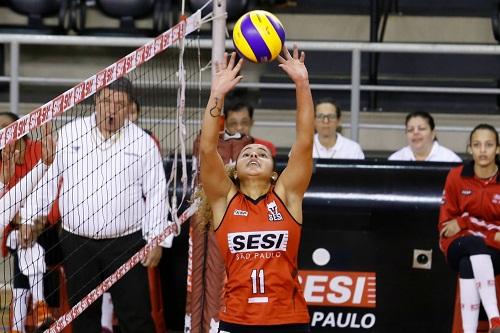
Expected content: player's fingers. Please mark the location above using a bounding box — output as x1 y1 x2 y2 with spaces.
277 55 286 64
41 122 49 137
232 76 244 85
299 51 306 63
228 52 237 69
221 52 228 69
282 45 292 60
3 142 13 156
292 44 299 59
232 58 244 74
1 149 7 161
13 150 19 163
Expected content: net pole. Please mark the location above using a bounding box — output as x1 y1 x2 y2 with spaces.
211 0 226 79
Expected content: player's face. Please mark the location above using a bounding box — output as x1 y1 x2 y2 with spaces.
314 103 339 137
405 116 435 154
470 129 499 168
225 109 253 136
236 144 274 180
95 88 131 133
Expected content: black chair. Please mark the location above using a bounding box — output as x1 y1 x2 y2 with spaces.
70 0 171 37
188 0 255 22
0 0 69 34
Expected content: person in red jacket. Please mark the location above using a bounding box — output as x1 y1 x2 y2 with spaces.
439 123 500 333
199 46 313 333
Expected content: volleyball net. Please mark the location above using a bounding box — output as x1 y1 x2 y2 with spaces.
0 7 211 333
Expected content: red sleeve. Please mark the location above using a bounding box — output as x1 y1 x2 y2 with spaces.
439 167 468 232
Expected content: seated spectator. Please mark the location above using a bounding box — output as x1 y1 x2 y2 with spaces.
223 101 277 156
439 124 500 333
313 99 364 159
389 111 461 162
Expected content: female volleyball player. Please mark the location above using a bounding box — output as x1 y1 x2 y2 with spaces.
439 124 500 333
0 113 57 333
199 45 313 333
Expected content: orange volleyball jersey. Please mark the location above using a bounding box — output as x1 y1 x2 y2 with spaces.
215 188 310 326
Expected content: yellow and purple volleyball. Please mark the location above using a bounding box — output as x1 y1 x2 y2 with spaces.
232 10 286 63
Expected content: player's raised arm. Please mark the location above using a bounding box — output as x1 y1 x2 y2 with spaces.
199 53 244 212
275 45 314 216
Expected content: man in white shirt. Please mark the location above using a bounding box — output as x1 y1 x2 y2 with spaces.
313 99 364 159
21 77 170 333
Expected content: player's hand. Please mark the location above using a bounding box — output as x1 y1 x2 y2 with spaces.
0 143 19 185
277 44 309 85
41 122 57 166
440 219 461 238
19 218 45 248
494 232 500 243
211 52 244 98
142 246 162 267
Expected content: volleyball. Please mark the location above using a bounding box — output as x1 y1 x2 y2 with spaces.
232 10 286 63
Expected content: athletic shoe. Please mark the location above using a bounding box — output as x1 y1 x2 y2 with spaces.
490 316 500 333
33 300 55 332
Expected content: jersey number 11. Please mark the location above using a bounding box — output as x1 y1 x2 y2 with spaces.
251 269 265 294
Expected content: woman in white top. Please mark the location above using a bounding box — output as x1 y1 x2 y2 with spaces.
388 111 462 162
312 99 364 159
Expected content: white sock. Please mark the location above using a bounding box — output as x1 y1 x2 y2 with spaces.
470 254 500 320
460 278 481 333
28 272 44 304
11 288 30 333
101 292 114 331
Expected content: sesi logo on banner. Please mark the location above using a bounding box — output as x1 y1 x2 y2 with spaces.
298 270 376 308
299 270 377 330
299 271 377 332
